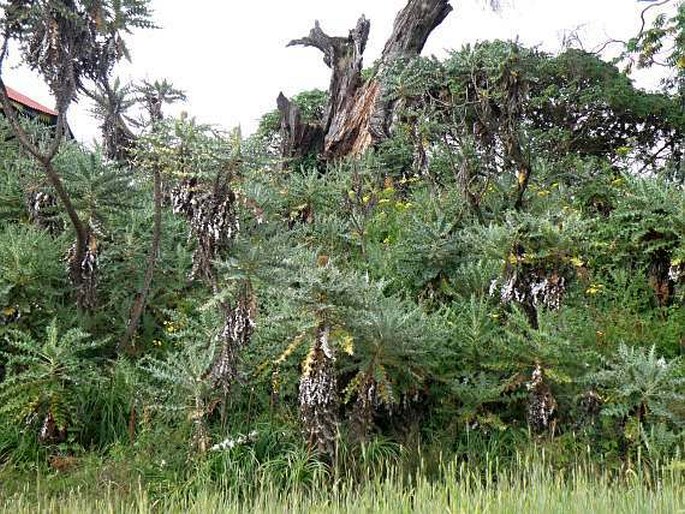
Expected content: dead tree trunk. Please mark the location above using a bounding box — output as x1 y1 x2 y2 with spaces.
278 0 453 163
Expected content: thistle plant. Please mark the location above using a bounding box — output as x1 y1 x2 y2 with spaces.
590 344 685 457
591 344 685 428
0 0 155 310
482 213 581 329
138 308 236 453
341 292 434 440
140 335 219 454
0 320 105 444
0 224 65 328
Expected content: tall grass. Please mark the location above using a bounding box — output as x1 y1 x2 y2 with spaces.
1 456 683 514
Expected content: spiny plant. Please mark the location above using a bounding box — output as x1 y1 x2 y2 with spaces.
87 77 138 165
340 291 435 441
54 143 135 312
209 234 288 398
592 176 685 308
0 224 66 330
0 319 106 444
60 149 135 227
476 211 585 329
139 314 223 454
591 344 685 432
0 0 156 310
117 80 188 351
1 1 156 97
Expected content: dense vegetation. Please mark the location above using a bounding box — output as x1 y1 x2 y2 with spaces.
0 0 684 511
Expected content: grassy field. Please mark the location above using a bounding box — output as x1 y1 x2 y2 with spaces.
1 460 683 514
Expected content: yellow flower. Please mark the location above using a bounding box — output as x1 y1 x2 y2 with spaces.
517 170 527 185
341 335 355 356
570 257 584 267
163 320 178 333
586 284 604 295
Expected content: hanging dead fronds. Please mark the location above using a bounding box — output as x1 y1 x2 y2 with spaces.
491 245 567 329
526 363 557 433
66 230 98 310
171 175 239 284
209 288 256 394
579 389 603 422
349 373 380 441
299 322 339 457
26 190 61 234
38 411 67 445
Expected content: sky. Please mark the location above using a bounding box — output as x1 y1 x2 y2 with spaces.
2 0 671 143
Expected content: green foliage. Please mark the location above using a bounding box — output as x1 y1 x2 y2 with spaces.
138 312 222 452
0 224 66 327
56 145 135 229
1 0 155 97
3 5 685 494
590 344 685 459
592 345 684 426
0 320 106 440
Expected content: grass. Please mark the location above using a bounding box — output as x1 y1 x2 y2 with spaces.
1 457 683 514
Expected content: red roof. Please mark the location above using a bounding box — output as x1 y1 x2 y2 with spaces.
5 86 58 116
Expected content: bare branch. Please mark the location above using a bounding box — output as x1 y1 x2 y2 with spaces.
637 0 672 37
288 16 370 70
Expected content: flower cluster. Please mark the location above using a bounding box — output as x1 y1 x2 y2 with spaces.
209 430 258 452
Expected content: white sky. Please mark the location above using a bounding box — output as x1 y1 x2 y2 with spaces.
2 0 671 143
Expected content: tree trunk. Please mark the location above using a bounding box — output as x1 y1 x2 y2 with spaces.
278 0 453 162
0 81 96 309
120 166 162 352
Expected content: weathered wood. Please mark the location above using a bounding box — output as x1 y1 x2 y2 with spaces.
370 0 454 140
380 0 453 61
279 0 453 162
277 92 323 161
285 16 370 160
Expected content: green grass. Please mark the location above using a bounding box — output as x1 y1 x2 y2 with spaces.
1 459 683 514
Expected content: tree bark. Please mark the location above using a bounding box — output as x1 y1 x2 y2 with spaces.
279 0 453 162
277 92 323 162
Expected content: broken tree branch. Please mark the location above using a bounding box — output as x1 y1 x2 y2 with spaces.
279 0 453 162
